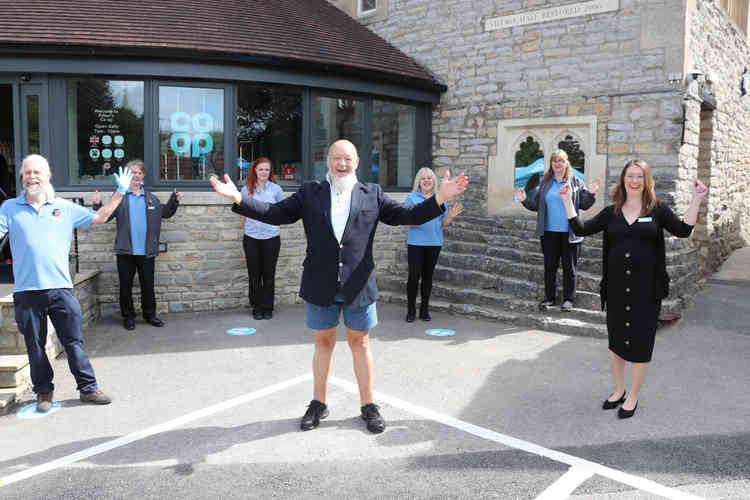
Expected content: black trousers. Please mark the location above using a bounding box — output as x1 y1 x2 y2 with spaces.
242 235 281 313
540 231 580 303
117 254 156 320
407 244 442 313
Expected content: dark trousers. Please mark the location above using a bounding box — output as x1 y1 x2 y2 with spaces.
242 235 281 313
540 231 580 303
14 289 97 394
407 244 442 313
117 254 156 320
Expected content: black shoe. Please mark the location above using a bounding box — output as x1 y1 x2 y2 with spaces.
538 300 555 311
36 390 54 413
145 317 164 327
406 310 416 322
361 403 386 434
618 401 638 419
300 400 329 431
419 311 431 321
252 311 264 320
262 311 273 320
602 391 627 410
123 318 136 331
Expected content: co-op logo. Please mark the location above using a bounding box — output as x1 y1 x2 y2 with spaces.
169 112 214 157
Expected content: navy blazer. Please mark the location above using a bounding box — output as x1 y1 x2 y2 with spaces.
232 180 445 307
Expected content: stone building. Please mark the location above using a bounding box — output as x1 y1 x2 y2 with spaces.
330 0 750 331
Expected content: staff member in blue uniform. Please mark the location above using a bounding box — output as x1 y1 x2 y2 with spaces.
0 154 131 412
210 140 468 434
404 167 463 322
93 160 181 330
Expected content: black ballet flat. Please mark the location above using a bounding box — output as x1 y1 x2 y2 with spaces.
602 391 627 410
618 401 638 419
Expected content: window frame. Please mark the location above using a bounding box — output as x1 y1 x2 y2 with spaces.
151 80 235 189
358 0 377 17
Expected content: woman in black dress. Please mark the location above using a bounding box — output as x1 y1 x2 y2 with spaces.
560 159 707 418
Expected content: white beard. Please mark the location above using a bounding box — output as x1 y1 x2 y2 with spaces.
327 171 358 194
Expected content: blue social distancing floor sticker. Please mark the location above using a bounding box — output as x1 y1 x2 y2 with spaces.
225 327 257 336
425 328 455 337
17 401 62 419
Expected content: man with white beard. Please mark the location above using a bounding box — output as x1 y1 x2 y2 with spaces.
211 139 468 433
0 154 132 413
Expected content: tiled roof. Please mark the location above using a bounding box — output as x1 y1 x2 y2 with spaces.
0 0 444 91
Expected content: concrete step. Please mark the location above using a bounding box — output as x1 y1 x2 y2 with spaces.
377 290 608 338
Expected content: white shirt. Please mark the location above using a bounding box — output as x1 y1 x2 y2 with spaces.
330 183 352 243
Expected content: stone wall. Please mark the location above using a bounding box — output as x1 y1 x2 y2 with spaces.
363 0 688 213
683 0 750 273
73 191 409 317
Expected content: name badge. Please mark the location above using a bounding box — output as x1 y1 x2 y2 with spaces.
147 206 156 210
637 217 652 222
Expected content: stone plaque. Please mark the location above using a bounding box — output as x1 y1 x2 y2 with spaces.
485 0 619 31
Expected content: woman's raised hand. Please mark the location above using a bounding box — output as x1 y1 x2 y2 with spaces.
588 177 602 194
559 182 572 200
514 187 526 202
92 190 101 206
692 179 708 201
448 202 464 219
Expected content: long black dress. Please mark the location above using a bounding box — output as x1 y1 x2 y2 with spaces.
569 203 693 362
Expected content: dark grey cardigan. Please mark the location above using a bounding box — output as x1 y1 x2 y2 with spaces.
521 174 595 243
94 190 179 258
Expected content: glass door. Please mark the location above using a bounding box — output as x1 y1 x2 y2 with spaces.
20 83 48 158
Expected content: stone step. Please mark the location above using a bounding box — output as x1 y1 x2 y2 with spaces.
378 274 604 314
377 290 608 338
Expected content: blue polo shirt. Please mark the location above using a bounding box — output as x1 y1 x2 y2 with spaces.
405 191 446 246
544 179 569 232
0 194 95 292
127 190 147 255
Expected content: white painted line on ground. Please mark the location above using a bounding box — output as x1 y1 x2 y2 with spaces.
535 465 595 500
0 374 311 489
329 376 703 500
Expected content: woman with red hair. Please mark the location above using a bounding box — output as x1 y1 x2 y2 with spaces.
241 157 285 320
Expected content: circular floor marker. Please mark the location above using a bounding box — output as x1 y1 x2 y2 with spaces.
225 327 257 336
17 401 62 419
425 328 455 337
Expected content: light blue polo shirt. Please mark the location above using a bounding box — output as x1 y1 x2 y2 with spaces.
0 194 95 292
544 179 569 232
127 190 147 255
241 182 284 240
405 191 446 246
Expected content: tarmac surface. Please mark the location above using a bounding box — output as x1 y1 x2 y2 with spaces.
0 248 749 499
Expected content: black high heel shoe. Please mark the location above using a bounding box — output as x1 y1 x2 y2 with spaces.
618 401 638 419
602 391 627 410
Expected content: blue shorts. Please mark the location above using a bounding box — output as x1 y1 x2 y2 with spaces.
305 300 378 331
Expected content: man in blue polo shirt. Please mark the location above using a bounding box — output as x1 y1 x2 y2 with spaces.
0 154 132 413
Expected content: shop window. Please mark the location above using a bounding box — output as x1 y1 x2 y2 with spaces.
371 100 416 187
159 86 224 181
237 83 302 187
67 79 144 185
514 135 544 189
311 96 365 180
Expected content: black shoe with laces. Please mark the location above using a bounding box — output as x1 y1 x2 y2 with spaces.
361 403 386 433
300 399 329 431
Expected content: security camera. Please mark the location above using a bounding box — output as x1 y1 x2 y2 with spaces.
19 73 31 82
687 69 704 80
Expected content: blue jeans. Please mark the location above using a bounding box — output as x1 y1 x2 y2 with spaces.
14 289 98 393
305 300 378 331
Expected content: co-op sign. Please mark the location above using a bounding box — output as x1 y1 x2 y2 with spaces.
169 112 215 157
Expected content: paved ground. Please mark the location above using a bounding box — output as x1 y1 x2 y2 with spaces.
0 251 749 499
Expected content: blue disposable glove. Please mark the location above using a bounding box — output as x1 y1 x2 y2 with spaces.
113 167 133 195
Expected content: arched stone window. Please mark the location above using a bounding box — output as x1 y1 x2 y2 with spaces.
556 132 586 174
513 134 544 190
